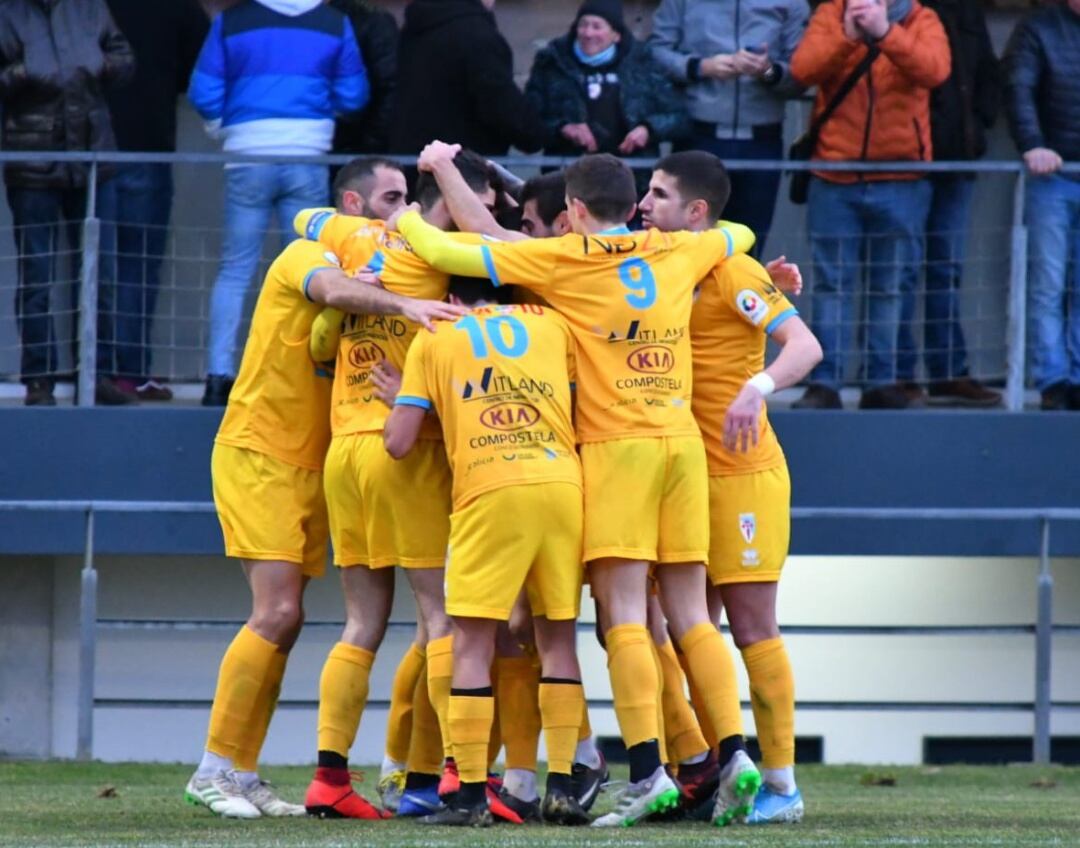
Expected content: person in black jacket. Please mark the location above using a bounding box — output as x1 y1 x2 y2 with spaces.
897 0 1002 408
0 0 135 406
106 0 208 401
389 0 543 155
524 0 689 161
1005 0 1080 411
332 0 397 154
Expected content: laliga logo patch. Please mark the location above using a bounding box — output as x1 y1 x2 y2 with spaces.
738 512 756 544
736 289 770 326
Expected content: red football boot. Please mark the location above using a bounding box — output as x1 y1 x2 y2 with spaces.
305 767 391 819
438 760 460 800
486 784 525 824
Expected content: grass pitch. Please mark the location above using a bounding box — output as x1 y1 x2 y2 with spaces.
1 761 1079 847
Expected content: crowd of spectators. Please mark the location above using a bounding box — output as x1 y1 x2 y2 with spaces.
0 0 1076 411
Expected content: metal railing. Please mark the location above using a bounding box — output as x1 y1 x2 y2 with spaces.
0 151 1077 408
1 498 1077 763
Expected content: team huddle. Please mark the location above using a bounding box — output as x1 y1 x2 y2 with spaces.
185 143 823 829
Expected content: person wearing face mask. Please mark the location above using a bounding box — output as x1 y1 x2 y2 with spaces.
525 0 689 162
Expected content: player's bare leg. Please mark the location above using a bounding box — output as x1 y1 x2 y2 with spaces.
589 558 680 827
188 560 307 819
658 563 760 826
306 564 394 819
721 581 802 824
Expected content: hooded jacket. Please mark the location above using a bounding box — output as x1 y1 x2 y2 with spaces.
0 0 134 189
389 0 542 155
188 0 369 156
791 0 951 182
525 30 690 156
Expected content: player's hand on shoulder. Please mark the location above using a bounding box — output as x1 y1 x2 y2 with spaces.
403 297 469 333
371 361 402 407
354 268 384 288
723 383 765 454
765 255 802 297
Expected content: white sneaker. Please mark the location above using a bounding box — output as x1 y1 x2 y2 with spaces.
712 750 762 826
241 780 307 817
591 766 680 827
185 771 261 819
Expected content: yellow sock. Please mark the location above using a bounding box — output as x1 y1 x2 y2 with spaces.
316 642 375 758
206 625 279 761
407 666 444 776
538 681 585 775
426 635 454 760
496 656 541 771
679 650 719 748
679 622 743 742
386 643 426 765
648 641 669 764
657 639 710 764
605 624 660 748
741 637 795 769
579 701 592 742
233 648 287 772
449 695 494 783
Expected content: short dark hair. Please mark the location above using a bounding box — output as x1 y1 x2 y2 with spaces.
415 149 493 211
520 171 567 228
564 154 637 224
332 157 402 208
654 151 731 224
448 275 515 306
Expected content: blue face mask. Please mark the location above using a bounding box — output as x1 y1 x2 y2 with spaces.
887 0 912 24
574 40 618 67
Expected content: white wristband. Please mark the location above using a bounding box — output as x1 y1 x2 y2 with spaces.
747 372 776 396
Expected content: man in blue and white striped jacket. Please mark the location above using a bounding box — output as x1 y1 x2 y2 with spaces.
190 0 369 406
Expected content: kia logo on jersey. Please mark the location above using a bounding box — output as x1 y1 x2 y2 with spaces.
627 345 675 374
480 402 541 432
347 340 385 369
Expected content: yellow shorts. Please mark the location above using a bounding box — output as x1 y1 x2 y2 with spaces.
211 443 329 578
446 482 583 621
580 436 709 564
707 465 791 585
324 433 451 569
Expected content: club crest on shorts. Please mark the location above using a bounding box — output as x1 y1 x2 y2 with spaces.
738 512 756 544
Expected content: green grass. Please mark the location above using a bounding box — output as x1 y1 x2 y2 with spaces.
1 762 1079 847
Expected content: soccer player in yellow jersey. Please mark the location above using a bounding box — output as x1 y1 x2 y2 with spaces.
292 152 502 820
187 161 466 821
381 280 589 827
639 151 823 826
391 153 763 828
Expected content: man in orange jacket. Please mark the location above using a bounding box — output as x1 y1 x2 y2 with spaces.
789 0 950 411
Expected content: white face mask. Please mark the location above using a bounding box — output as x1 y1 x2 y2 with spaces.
256 0 323 17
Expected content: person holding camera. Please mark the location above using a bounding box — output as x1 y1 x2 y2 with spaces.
790 0 951 410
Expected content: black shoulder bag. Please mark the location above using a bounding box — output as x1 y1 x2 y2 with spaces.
788 46 880 205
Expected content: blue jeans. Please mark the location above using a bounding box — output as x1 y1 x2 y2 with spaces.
677 130 783 258
206 163 329 377
1024 174 1080 391
7 181 118 381
807 177 932 389
897 175 975 381
113 163 174 380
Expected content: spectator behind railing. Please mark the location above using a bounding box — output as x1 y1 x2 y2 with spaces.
1004 0 1080 412
524 0 689 168
188 0 369 406
106 0 209 403
897 0 1001 408
331 0 397 155
649 0 809 258
0 0 135 407
389 0 543 156
790 0 950 411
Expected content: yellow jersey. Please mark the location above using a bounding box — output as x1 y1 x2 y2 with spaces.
396 303 581 509
471 225 746 443
295 209 453 440
690 253 798 476
215 238 337 471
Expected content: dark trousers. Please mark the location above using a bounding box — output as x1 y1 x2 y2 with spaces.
113 163 174 380
7 181 117 382
678 127 784 258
